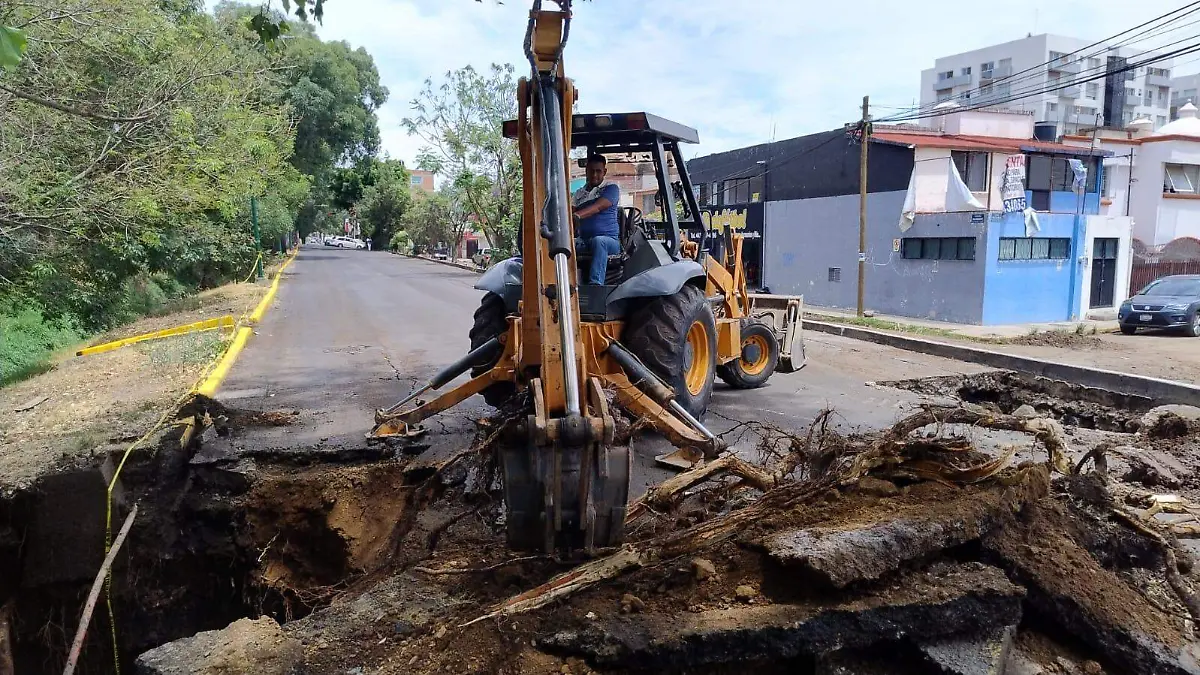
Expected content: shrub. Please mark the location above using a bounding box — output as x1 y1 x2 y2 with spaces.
0 305 83 386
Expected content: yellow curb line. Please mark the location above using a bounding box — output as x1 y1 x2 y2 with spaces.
197 248 299 396
248 251 297 324
75 316 235 357
195 326 253 398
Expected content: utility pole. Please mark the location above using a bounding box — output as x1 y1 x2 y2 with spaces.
857 95 869 317
250 196 264 280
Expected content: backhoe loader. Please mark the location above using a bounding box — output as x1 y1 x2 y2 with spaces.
370 0 804 553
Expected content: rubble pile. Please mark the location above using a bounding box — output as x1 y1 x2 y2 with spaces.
136 396 1200 675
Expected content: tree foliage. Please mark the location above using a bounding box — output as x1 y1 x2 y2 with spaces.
358 160 412 249
403 64 522 253
0 0 387 337
399 189 470 255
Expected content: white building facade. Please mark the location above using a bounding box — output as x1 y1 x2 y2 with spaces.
920 34 1173 137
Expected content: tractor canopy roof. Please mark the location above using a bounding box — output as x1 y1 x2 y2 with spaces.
503 112 699 151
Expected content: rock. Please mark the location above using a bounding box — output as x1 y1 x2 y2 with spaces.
135 617 302 675
1005 655 1045 675
284 573 462 646
763 482 1042 588
1082 660 1104 675
856 477 899 497
734 585 757 602
1142 405 1200 427
918 625 1014 674
1013 405 1038 419
983 503 1200 675
538 562 1024 670
620 593 646 613
1119 446 1186 489
691 557 717 581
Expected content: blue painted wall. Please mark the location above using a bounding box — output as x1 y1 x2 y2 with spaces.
981 208 1082 324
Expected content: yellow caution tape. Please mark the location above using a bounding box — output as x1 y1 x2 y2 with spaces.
76 315 235 357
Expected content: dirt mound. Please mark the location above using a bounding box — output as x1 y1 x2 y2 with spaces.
1003 331 1106 349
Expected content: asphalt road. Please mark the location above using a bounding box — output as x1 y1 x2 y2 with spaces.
218 248 992 492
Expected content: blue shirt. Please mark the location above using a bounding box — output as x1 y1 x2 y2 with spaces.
577 184 620 239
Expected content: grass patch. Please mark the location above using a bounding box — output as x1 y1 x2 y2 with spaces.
141 331 228 367
0 306 85 387
804 313 980 342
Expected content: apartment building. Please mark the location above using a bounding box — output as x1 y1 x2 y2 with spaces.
920 34 1173 136
1169 72 1200 118
409 169 436 194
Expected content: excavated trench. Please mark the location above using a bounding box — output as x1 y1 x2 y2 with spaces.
882 371 1157 432
0 399 425 675
0 374 1188 674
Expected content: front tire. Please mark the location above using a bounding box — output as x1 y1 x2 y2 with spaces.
622 284 717 420
1187 311 1200 337
1120 324 1138 335
717 319 780 389
469 293 517 407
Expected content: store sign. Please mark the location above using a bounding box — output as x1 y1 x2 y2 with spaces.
1002 154 1027 213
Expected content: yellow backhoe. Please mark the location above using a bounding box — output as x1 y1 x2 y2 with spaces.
370 0 804 553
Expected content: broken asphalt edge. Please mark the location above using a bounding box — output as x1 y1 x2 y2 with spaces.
804 319 1200 407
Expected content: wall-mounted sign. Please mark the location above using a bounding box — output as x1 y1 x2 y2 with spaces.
971 213 986 224
1002 154 1027 213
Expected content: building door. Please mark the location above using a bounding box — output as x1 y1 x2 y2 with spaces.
1090 238 1119 308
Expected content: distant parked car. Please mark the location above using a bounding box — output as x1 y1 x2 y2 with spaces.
328 236 365 250
431 247 450 260
1118 275 1200 336
472 247 497 268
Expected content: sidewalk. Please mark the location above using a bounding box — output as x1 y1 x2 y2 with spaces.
803 305 1119 340
802 304 1199 385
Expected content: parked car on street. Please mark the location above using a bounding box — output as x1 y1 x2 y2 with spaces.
472 247 497 268
327 236 365 250
431 247 450 260
1118 275 1200 336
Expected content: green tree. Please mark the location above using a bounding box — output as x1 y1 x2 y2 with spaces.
400 189 469 255
358 160 412 249
403 64 521 251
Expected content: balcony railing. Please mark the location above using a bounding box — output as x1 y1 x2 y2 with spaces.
980 64 1013 81
936 73 971 88
1147 73 1171 88
1048 59 1081 74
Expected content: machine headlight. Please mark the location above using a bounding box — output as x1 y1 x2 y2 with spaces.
1164 303 1189 312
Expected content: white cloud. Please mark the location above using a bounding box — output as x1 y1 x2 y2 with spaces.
286 0 1200 161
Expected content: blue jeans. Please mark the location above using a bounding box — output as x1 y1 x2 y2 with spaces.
576 235 620 285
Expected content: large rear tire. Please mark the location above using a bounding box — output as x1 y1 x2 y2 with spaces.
717 319 780 389
622 284 717 420
468 292 517 408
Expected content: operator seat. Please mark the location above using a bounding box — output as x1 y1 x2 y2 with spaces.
576 207 640 285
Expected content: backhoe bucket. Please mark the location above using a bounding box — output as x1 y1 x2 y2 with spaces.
748 293 806 373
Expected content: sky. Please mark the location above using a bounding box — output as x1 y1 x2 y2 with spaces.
290 0 1200 163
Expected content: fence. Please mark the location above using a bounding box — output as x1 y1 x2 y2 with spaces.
1129 237 1200 292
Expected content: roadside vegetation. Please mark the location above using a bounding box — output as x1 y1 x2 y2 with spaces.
0 0 386 385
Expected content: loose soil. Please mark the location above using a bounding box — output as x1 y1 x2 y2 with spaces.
6 365 1200 674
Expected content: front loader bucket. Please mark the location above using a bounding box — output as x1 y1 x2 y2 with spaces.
748 293 806 373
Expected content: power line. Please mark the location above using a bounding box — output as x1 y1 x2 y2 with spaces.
884 38 1200 124
885 2 1200 121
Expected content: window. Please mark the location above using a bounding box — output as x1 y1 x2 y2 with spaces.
981 61 994 73
1049 51 1066 63
698 183 709 205
828 267 841 282
1088 57 1101 69
951 151 989 192
981 84 994 98
1027 154 1099 194
1086 83 1099 98
1165 163 1200 193
1126 88 1136 99
747 174 765 202
712 182 723 206
997 83 1011 97
939 70 954 81
1046 102 1058 114
1158 115 1168 127
1186 89 1198 103
937 92 953 102
998 237 1071 260
961 66 972 76
1146 93 1153 107
900 237 976 261
958 91 972 101
410 175 423 186
1158 89 1167 105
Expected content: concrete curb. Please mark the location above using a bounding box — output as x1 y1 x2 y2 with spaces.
398 253 482 274
804 319 1200 407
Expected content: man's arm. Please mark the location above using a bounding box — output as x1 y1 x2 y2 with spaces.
573 184 620 219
